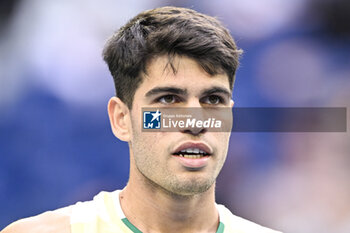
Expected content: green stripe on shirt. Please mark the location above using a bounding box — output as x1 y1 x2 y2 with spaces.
121 217 225 233
216 222 225 233
121 218 143 233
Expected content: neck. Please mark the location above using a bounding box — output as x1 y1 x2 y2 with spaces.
120 165 219 233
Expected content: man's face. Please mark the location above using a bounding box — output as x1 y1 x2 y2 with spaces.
129 56 233 196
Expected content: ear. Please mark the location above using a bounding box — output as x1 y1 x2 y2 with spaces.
108 97 132 142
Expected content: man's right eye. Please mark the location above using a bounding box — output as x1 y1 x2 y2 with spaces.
157 95 181 104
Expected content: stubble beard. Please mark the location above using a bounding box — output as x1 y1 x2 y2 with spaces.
130 120 225 197
135 160 218 196
132 137 223 196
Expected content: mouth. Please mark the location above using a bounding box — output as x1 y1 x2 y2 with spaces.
172 148 211 158
172 142 212 158
171 142 213 168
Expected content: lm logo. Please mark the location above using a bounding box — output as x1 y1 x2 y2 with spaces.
143 110 161 129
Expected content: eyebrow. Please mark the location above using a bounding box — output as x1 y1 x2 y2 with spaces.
145 87 188 97
144 86 232 98
200 86 232 98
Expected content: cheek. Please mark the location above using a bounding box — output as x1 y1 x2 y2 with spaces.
132 131 165 159
129 112 142 140
130 112 164 154
212 132 231 154
131 132 170 177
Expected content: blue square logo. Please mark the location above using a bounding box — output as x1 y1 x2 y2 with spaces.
143 110 161 129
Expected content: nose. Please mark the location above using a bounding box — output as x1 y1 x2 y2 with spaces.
181 127 207 136
179 98 207 136
186 98 202 108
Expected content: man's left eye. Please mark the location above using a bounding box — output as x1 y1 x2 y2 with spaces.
201 95 224 105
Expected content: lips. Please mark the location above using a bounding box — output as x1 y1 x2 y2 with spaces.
172 142 213 157
171 142 213 169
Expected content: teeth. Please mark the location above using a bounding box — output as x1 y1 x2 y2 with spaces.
181 148 206 154
176 148 209 157
186 148 193 153
180 154 202 159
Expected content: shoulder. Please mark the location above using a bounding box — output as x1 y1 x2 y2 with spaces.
217 204 283 233
1 206 72 233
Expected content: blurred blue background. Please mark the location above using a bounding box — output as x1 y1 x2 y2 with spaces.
1 0 350 232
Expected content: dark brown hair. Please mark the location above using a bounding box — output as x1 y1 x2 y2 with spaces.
103 6 242 109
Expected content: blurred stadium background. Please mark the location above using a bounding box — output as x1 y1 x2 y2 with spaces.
1 0 349 232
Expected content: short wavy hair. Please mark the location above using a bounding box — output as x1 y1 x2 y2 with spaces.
103 6 242 109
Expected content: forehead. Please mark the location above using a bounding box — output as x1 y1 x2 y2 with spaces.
141 55 231 90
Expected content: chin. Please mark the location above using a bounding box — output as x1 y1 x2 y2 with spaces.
165 176 215 196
